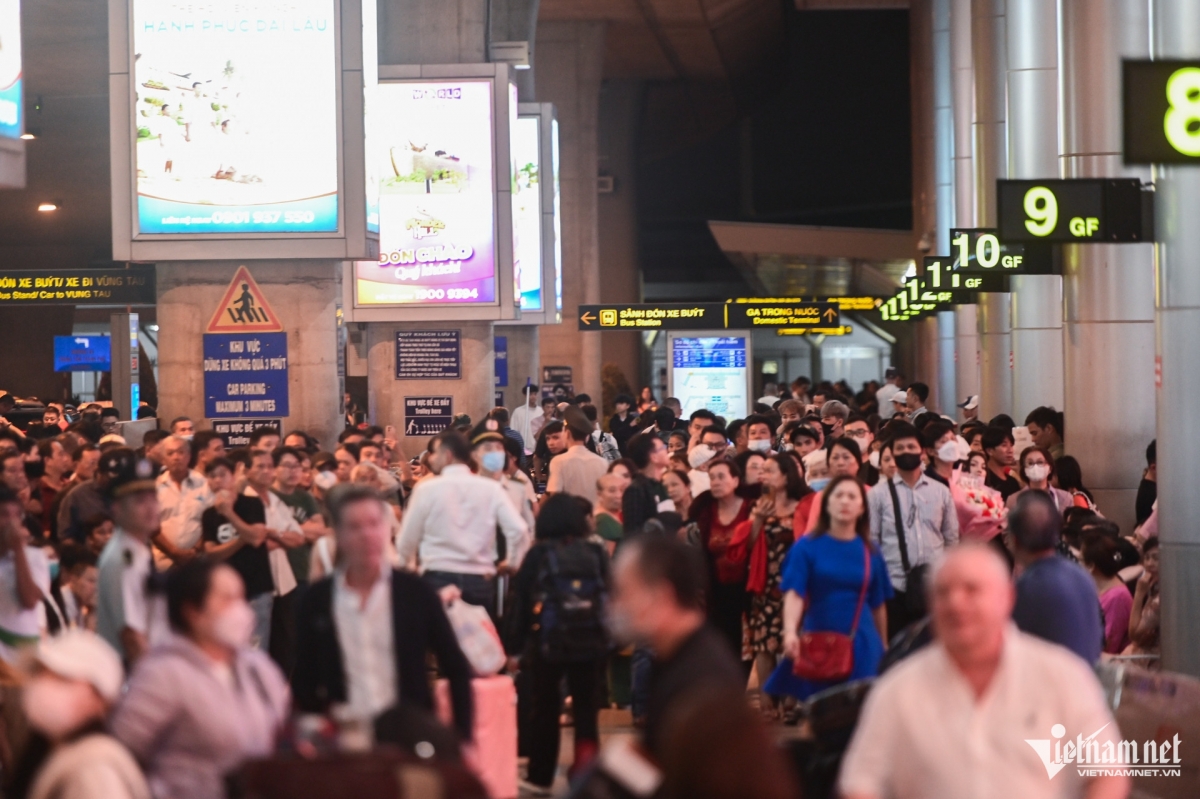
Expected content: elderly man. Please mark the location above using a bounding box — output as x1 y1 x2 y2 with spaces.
153 435 211 569
839 545 1129 799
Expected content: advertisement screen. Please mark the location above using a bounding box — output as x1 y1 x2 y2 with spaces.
513 115 542 311
131 0 339 234
551 118 562 314
670 336 749 420
54 336 112 372
362 0 378 233
361 80 496 305
0 0 21 139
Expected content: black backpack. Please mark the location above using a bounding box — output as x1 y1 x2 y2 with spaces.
535 541 609 663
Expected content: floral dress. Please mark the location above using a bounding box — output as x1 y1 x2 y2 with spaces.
744 514 794 657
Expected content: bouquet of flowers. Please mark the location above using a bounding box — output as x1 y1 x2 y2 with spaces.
951 472 1007 542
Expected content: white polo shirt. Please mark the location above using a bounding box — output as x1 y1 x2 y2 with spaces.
839 626 1120 799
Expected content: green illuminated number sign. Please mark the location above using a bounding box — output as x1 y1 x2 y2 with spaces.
997 180 1148 243
1023 188 1057 237
1124 59 1200 164
1164 67 1200 156
948 229 1056 274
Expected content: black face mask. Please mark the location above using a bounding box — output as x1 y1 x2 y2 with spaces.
821 423 834 440
894 452 923 472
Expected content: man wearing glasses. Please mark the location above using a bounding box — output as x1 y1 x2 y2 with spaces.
843 414 879 486
867 421 958 639
686 426 731 497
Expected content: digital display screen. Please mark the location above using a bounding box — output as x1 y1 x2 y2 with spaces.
513 114 543 311
361 80 497 305
131 0 340 234
0 0 22 140
362 0 379 233
670 336 749 420
1124 60 1200 165
551 118 562 314
54 336 112 372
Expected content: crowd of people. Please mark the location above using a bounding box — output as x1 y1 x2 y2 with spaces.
0 372 1160 798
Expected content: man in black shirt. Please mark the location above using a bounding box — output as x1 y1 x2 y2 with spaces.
982 425 1021 501
609 534 744 757
621 432 671 537
608 393 640 456
200 457 275 647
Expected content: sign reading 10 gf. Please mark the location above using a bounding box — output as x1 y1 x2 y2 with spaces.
1124 60 1200 164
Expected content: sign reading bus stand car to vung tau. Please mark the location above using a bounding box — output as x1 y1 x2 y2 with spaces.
203 333 289 418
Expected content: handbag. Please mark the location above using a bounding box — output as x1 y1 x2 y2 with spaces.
792 542 870 682
888 478 929 616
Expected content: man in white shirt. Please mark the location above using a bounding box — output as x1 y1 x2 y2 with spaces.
839 545 1129 799
876 368 905 418
472 423 536 559
509 384 541 455
0 485 49 662
546 407 610 507
293 483 474 748
397 430 529 618
96 449 168 664
153 435 212 569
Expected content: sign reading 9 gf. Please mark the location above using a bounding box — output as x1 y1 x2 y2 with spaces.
997 179 1149 243
1123 60 1200 164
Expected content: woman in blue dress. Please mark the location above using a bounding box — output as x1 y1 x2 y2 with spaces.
765 474 893 700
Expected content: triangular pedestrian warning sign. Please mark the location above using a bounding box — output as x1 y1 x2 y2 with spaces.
205 266 283 333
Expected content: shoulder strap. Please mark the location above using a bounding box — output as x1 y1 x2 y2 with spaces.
848 541 871 637
886 477 912 573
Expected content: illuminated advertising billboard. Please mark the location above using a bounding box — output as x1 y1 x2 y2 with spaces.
361 0 378 233
0 0 21 140
551 117 562 315
512 114 543 311
361 79 497 305
130 0 339 234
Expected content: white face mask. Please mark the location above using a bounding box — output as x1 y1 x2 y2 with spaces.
937 441 959 463
687 445 715 469
868 450 881 469
747 438 772 453
22 677 95 740
210 601 256 649
1025 463 1050 483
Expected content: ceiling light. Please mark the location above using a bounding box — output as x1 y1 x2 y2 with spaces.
18 132 35 140
37 203 58 212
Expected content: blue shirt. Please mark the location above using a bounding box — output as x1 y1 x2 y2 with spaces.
1013 554 1104 664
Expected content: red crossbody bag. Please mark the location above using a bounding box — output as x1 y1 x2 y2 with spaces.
792 541 871 682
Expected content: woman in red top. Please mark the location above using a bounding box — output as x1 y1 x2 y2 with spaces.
687 459 752 665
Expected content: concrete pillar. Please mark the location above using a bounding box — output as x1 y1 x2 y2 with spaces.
378 0 487 64
1007 0 1064 422
367 321 495 438
535 22 606 402
1060 0 1154 536
500 324 540 405
954 303 979 413
597 80 644 403
950 0 985 414
937 311 957 415
967 0 1011 420
1152 0 1200 677
915 316 941 412
157 261 342 448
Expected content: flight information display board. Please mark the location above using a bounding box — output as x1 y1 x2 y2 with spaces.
668 334 750 421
